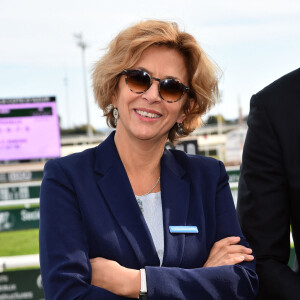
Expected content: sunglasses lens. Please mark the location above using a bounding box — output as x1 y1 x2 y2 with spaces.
126 70 150 93
160 79 184 102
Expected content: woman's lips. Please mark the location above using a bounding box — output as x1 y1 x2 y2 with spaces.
134 109 162 119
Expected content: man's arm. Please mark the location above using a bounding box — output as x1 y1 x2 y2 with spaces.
237 93 300 299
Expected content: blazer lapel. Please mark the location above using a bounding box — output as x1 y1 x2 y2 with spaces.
94 132 160 267
161 149 190 267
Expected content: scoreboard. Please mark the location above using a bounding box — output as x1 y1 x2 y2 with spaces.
0 96 60 161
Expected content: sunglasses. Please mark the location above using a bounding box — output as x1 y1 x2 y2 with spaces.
121 69 191 103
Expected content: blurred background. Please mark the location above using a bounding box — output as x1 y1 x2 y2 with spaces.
0 0 299 298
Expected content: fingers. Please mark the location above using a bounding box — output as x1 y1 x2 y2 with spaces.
203 236 254 267
220 253 255 266
216 255 253 267
210 237 249 255
243 254 255 261
212 237 252 254
224 244 253 255
204 252 254 268
209 237 241 255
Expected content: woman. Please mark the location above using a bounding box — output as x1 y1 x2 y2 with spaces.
39 20 258 299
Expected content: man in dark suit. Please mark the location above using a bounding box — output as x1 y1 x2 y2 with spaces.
237 68 300 299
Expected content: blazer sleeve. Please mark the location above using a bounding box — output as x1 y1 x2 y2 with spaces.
39 159 128 300
145 161 258 300
237 94 300 299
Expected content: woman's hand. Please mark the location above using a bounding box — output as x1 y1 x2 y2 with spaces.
90 257 140 298
203 236 254 267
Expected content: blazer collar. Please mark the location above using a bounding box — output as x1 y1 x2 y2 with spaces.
94 131 190 267
160 149 190 266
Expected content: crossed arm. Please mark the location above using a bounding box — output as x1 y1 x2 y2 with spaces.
40 159 258 299
90 236 254 298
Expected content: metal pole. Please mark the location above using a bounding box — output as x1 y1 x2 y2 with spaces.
64 70 70 129
74 33 92 138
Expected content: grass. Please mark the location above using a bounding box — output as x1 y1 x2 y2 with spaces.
0 228 39 256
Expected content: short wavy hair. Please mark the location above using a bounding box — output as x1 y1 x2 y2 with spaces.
93 20 220 143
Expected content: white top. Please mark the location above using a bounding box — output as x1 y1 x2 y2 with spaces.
136 191 164 265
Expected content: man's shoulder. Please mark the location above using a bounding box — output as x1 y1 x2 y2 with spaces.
256 68 300 99
250 68 300 114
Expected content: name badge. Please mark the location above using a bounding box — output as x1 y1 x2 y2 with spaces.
169 226 199 234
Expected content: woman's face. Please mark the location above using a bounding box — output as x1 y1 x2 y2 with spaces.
113 46 188 143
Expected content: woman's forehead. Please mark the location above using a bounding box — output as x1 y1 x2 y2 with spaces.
133 46 188 84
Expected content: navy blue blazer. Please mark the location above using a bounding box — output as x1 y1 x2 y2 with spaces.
39 131 258 299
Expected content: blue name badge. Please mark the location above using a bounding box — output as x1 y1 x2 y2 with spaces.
169 226 199 234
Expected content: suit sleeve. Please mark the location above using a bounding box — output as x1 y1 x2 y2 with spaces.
145 161 258 300
237 94 300 299
39 159 128 300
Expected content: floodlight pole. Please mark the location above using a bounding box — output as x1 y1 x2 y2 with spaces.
74 33 92 138
64 72 70 128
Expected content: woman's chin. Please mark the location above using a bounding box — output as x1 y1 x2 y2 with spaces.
132 130 167 143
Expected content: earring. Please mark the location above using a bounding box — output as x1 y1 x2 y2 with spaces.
113 107 119 126
177 122 184 135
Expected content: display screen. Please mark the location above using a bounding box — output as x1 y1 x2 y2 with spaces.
0 96 61 161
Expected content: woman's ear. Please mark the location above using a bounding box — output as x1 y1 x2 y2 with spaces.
177 98 195 123
177 97 194 123
176 112 186 124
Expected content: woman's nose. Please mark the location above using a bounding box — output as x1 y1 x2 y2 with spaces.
143 81 162 104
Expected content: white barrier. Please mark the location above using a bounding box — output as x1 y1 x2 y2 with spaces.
0 254 39 271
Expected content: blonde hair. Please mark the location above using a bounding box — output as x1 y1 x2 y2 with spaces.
93 20 220 143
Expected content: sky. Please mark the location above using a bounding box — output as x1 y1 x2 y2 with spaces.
1 0 300 130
